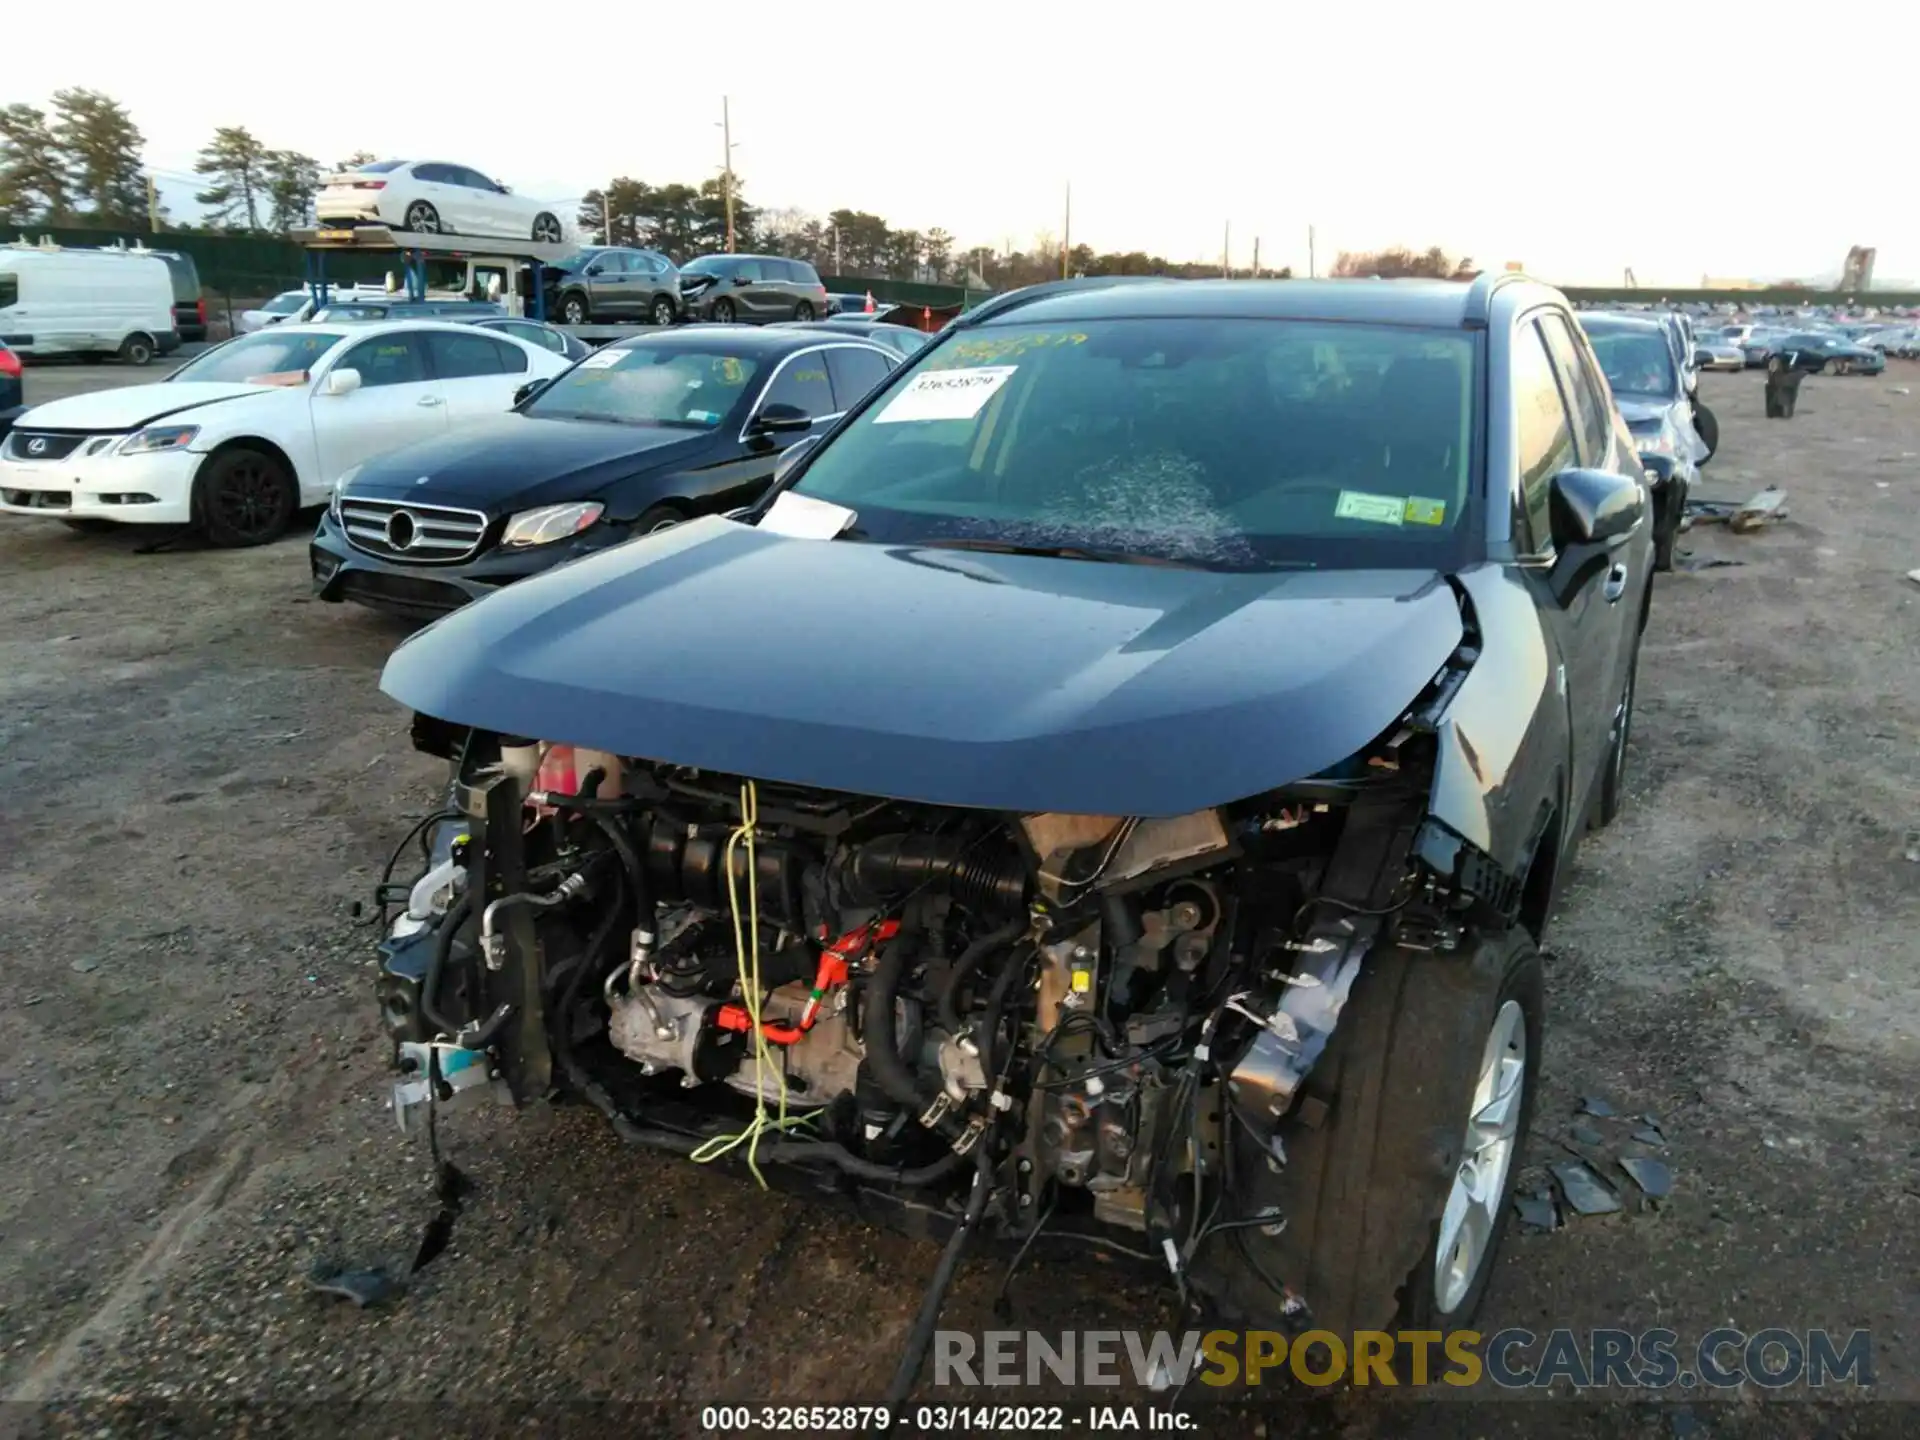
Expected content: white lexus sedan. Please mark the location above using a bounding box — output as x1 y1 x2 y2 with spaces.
316 159 567 245
0 322 570 547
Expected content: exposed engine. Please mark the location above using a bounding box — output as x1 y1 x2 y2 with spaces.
376 686 1496 1347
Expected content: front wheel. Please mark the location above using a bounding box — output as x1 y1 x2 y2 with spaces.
1692 400 1719 461
560 293 591 325
531 212 563 244
1219 928 1544 1335
195 446 298 548
1824 356 1847 376
650 295 676 326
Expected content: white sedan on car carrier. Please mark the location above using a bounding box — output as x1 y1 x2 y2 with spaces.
0 321 570 547
317 159 567 244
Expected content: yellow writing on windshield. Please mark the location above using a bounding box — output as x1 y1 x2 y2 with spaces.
934 331 1087 368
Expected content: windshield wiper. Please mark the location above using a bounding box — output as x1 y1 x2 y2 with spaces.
905 537 1211 569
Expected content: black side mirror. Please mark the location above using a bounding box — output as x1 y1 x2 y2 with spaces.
585 264 603 276
734 274 753 286
1546 467 1645 605
513 378 549 407
1693 348 1712 366
749 402 813 436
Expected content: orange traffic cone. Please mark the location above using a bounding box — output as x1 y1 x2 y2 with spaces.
864 291 875 313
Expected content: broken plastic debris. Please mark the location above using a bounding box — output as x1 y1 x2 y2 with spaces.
306 1263 406 1308
1515 1190 1558 1231
1619 1156 1674 1199
1571 1124 1604 1147
1631 1126 1668 1147
1578 1095 1616 1118
1550 1160 1622 1216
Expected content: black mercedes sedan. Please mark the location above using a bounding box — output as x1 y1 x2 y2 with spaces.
310 325 901 617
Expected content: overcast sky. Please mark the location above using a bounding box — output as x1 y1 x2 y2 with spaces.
12 0 1916 286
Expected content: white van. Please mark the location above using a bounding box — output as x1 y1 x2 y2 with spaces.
0 246 180 365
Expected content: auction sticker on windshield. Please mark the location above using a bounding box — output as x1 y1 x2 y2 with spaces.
873 365 1015 424
579 350 624 369
1335 490 1407 526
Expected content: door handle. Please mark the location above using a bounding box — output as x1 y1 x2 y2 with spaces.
417 395 444 407
1603 563 1628 603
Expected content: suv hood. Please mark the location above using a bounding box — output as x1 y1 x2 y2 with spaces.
381 517 1465 815
345 415 711 514
15 382 277 432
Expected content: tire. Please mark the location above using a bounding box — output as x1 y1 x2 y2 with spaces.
119 333 155 367
532 212 563 245
793 300 815 321
1222 929 1545 1336
194 446 298 548
1594 631 1640 828
1653 502 1677 573
633 502 685 537
1824 357 1846 376
403 200 442 235
711 297 736 323
1692 400 1718 462
560 292 591 325
650 295 676 327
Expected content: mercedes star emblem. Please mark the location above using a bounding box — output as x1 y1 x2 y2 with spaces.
384 509 419 552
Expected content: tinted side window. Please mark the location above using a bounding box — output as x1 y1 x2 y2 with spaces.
0 275 18 308
732 259 764 283
788 260 821 286
759 351 835 418
427 331 513 378
1537 313 1613 466
825 346 892 408
1513 320 1578 553
340 334 428 388
414 163 454 184
456 167 493 190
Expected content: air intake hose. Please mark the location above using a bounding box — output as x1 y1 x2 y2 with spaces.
838 833 1027 914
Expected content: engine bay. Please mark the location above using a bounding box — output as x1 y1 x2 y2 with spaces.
374 695 1495 1383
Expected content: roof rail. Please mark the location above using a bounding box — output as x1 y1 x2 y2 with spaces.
954 274 1176 329
1463 270 1530 329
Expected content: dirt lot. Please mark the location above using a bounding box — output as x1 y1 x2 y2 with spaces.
0 363 1915 1436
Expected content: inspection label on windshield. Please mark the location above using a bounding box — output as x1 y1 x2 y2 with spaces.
579 349 624 369
873 365 1015 423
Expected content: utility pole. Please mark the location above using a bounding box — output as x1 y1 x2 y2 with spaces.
602 192 612 244
1062 182 1071 278
1222 221 1230 278
145 174 158 233
720 96 737 253
1308 224 1317 278
1252 236 1260 278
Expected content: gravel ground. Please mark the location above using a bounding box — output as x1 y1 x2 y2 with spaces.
0 364 1915 1437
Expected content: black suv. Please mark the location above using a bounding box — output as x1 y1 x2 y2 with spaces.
368 274 1658 1369
544 247 682 327
679 253 832 323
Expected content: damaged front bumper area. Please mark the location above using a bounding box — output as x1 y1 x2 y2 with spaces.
371 608 1539 1348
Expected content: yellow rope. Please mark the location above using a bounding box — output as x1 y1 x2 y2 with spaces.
689 780 806 1183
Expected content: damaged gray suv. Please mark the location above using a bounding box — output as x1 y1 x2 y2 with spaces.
370 272 1654 1390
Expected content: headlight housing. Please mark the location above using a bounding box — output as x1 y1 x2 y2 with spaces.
501 501 605 548
1634 429 1675 458
329 465 362 522
117 425 199 455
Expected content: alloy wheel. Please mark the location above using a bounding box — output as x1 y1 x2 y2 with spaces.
1433 999 1527 1314
213 457 287 543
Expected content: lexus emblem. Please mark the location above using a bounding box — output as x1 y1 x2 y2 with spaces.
385 509 419 552
27 438 46 455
